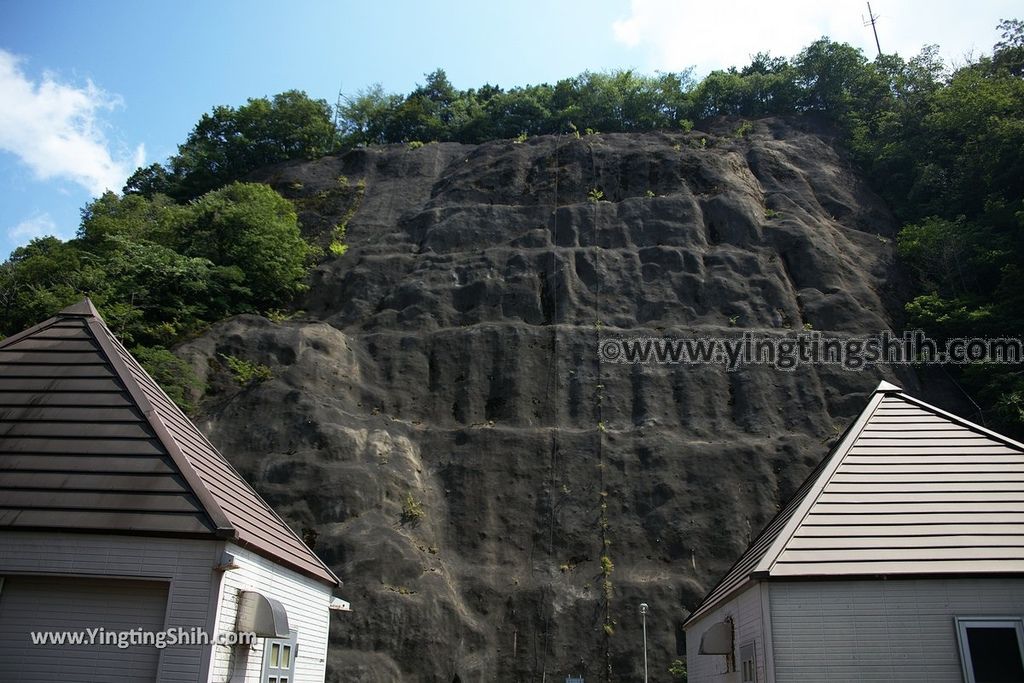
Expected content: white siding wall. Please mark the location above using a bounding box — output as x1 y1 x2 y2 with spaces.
0 531 222 682
770 577 1024 682
686 583 767 683
209 543 333 683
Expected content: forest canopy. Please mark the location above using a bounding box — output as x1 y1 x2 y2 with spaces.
1 19 1022 429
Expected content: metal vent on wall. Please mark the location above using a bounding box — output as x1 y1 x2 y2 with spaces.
235 591 290 638
699 619 734 655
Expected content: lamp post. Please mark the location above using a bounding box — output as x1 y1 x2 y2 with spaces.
639 602 649 683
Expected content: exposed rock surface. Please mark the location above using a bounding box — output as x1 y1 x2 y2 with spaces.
179 119 967 681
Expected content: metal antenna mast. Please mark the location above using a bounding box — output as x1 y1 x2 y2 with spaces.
863 2 882 56
332 82 345 131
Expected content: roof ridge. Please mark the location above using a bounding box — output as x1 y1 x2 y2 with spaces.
57 298 101 319
136 373 342 581
90 323 338 585
162 415 339 576
1 299 101 351
683 387 889 625
875 379 902 393
686 382 1024 625
83 317 235 538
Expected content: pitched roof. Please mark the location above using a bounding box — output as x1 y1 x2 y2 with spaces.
0 300 339 586
685 380 1024 624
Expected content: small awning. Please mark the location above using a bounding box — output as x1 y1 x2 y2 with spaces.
699 619 733 655
236 591 289 637
329 597 352 612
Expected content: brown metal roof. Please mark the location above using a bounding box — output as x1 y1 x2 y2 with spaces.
0 300 339 586
685 380 1024 624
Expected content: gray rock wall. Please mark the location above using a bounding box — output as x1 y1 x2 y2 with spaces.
180 120 960 682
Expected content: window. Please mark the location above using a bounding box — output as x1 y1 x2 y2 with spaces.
956 617 1024 683
262 630 298 683
740 641 756 683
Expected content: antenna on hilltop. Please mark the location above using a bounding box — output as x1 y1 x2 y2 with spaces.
333 82 345 131
863 2 882 56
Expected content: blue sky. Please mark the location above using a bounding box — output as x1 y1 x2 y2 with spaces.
0 0 1018 258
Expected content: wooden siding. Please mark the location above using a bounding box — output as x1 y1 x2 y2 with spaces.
0 530 222 683
209 543 333 683
686 583 767 683
769 577 1024 682
773 394 1024 576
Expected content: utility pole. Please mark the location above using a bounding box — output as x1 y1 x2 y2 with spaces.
639 603 649 683
863 2 882 56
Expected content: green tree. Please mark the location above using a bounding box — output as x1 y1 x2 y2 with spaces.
180 182 310 310
122 162 173 198
133 345 203 412
994 19 1024 75
99 234 227 344
0 237 101 336
381 69 460 142
79 191 184 248
794 38 872 118
337 83 404 146
163 90 337 201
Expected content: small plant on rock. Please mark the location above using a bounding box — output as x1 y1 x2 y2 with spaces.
221 354 272 385
401 493 425 525
734 121 754 137
669 658 688 680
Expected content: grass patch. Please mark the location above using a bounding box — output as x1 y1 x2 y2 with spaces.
401 493 425 525
221 354 272 385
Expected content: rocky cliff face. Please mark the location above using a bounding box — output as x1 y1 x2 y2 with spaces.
179 119 959 681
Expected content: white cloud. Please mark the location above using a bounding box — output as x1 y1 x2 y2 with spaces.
612 0 854 75
8 212 60 242
0 50 144 197
611 0 1019 76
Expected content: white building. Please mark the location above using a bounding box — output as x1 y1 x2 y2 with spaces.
685 380 1024 683
0 299 349 682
